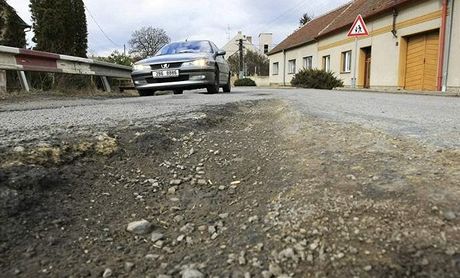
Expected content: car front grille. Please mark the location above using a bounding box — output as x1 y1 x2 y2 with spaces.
145 75 189 84
150 62 183 70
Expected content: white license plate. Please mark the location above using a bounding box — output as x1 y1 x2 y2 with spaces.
152 70 179 78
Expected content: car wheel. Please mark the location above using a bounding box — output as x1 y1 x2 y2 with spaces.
173 89 184 95
223 73 231 93
138 89 155 96
206 68 220 94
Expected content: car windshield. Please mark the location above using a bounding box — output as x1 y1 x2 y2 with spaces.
156 41 212 56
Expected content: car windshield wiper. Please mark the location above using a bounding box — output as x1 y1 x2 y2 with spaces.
178 50 195 54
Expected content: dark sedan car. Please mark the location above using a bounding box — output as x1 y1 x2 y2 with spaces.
131 40 231 96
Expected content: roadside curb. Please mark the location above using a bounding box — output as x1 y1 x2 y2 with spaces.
334 87 460 97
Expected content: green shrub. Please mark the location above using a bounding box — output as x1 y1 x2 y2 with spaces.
291 69 344 90
234 78 257 87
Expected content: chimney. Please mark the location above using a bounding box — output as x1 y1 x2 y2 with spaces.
246 36 253 44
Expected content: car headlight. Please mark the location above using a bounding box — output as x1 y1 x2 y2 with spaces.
133 64 150 71
183 59 213 67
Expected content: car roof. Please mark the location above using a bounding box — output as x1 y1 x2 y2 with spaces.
169 40 212 44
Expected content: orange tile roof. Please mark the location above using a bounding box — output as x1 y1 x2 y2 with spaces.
268 3 352 55
268 0 415 55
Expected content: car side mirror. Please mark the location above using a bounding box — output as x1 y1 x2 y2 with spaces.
216 50 226 56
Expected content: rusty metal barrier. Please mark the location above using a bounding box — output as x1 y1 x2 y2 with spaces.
0 45 132 93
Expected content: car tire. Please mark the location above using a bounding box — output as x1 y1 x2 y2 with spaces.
173 89 184 95
206 68 220 94
223 73 231 93
138 89 155 96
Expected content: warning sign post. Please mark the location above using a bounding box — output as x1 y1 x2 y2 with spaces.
348 14 369 37
348 15 369 88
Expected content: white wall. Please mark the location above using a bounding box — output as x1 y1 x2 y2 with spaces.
285 43 319 83
269 52 284 85
269 43 318 85
252 76 270 87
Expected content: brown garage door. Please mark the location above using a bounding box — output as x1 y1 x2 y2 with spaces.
405 30 439 91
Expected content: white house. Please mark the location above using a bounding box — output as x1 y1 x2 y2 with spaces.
222 31 273 59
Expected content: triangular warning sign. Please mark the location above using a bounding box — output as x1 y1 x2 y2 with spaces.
348 14 369 37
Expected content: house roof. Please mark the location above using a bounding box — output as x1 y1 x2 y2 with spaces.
268 0 415 55
12 13 30 28
15 15 30 28
268 3 351 55
0 0 30 28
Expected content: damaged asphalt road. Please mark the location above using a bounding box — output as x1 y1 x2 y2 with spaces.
0 88 458 148
0 88 459 277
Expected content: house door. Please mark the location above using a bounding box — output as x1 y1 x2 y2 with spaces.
363 47 372 89
404 30 439 91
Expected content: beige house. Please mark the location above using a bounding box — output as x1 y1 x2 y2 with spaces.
268 0 459 93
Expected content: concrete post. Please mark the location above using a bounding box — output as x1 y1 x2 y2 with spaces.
352 37 358 88
101 76 111 92
0 70 6 94
18 71 30 92
238 39 244 79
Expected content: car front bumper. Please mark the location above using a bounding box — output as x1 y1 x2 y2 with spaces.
132 68 215 91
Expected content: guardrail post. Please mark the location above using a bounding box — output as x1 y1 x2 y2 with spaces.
0 70 6 93
18 71 30 92
101 76 111 93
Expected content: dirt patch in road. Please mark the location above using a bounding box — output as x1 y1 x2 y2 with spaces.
0 100 459 277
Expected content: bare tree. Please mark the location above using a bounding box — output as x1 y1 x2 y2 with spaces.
299 13 313 26
128 27 171 60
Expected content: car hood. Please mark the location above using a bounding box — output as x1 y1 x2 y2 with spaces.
138 53 213 65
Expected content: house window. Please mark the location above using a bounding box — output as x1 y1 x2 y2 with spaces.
272 62 279 75
264 44 269 54
342 51 352 73
288 59 296 74
303 56 313 69
322 55 331 72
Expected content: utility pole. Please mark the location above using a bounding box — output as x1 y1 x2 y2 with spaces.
239 39 244 79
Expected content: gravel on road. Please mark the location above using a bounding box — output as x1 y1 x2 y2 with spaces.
0 98 458 277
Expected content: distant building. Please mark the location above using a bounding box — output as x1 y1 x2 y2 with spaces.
0 0 30 48
222 31 273 59
268 0 459 93
259 33 273 55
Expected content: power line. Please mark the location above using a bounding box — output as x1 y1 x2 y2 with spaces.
242 0 346 43
82 1 120 48
246 0 310 33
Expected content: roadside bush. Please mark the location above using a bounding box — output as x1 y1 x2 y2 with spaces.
291 69 344 90
234 78 257 87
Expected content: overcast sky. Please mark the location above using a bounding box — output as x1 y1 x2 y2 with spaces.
6 0 349 56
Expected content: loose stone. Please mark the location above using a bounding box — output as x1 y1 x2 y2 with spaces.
126 220 153 235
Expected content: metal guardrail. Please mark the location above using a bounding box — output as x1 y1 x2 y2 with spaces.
0 45 133 93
